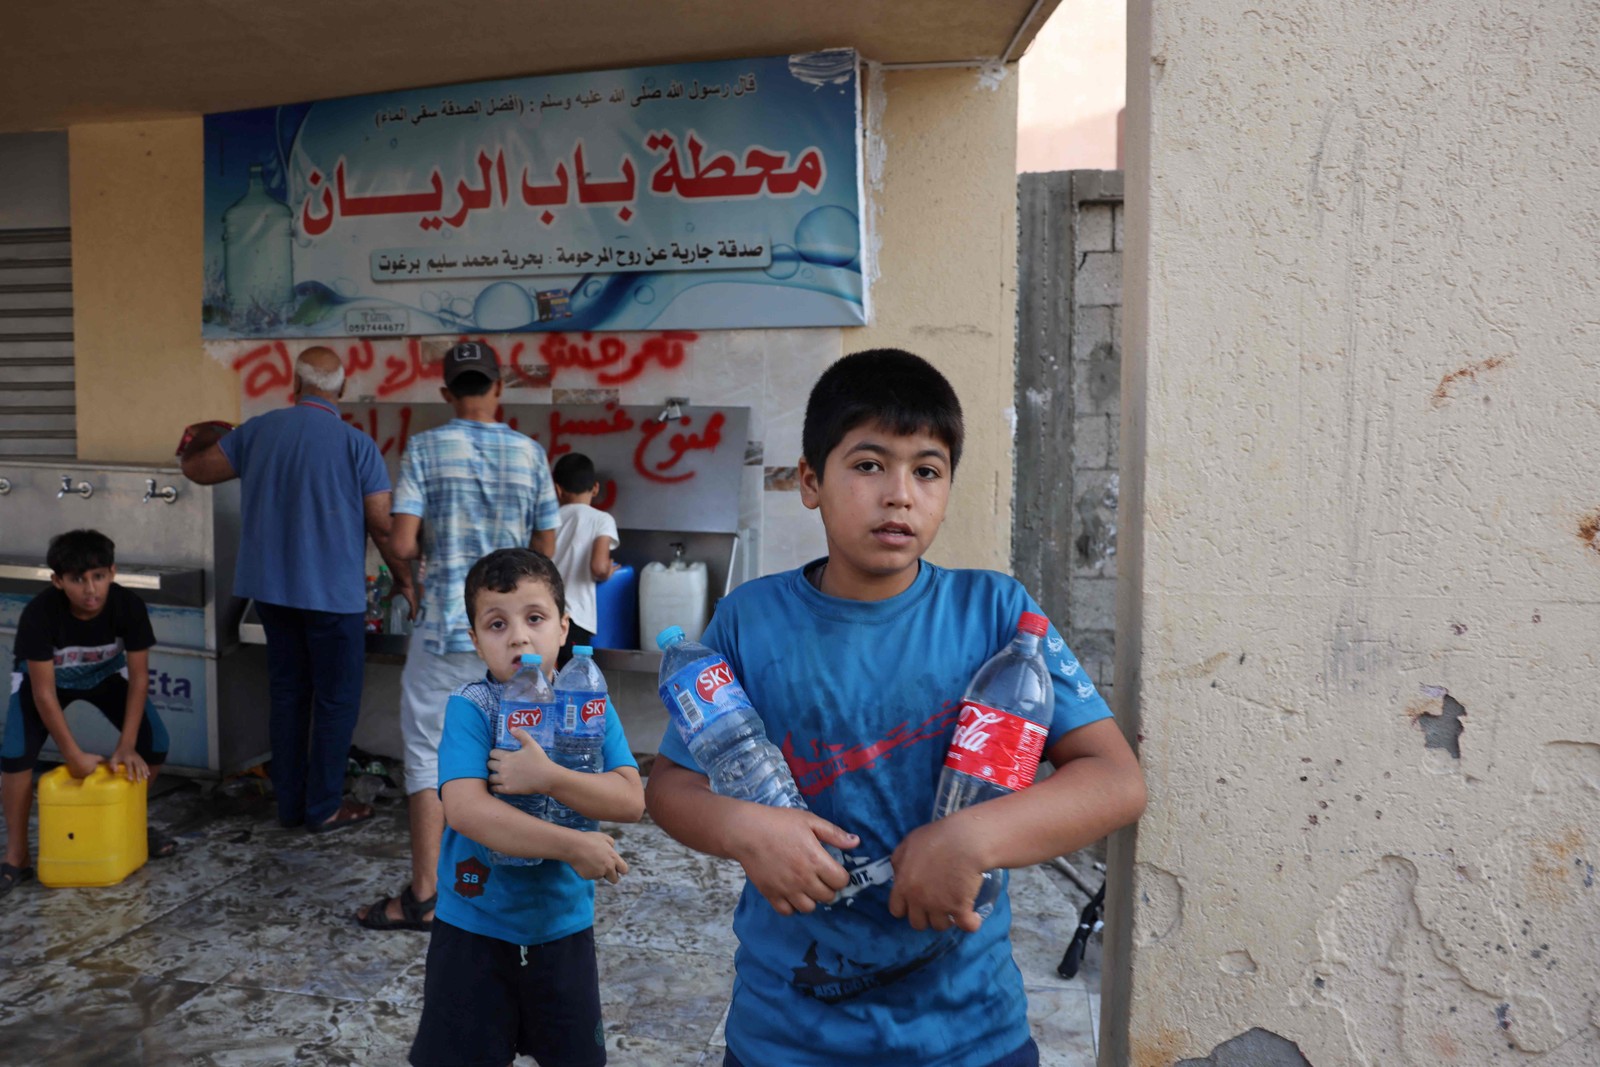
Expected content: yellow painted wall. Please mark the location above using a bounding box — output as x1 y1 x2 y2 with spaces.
69 119 238 463
849 67 1019 572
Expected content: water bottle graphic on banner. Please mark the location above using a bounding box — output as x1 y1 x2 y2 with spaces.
221 163 294 314
489 653 557 867
656 626 889 903
932 611 1056 915
549 647 608 832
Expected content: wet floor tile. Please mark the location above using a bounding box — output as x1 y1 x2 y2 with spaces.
599 942 736 1047
1029 984 1100 1067
0 780 1101 1065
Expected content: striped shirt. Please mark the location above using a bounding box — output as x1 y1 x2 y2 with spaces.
393 419 558 655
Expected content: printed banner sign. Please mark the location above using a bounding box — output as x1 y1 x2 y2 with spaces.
203 51 865 338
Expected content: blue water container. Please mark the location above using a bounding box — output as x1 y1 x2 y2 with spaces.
593 564 639 650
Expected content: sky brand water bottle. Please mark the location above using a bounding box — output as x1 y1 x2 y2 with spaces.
549 647 608 832
656 626 885 903
657 626 805 807
932 611 1056 915
490 653 557 867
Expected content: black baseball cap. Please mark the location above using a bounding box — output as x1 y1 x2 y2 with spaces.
442 341 501 387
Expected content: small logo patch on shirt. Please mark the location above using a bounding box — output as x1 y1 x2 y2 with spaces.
455 856 491 898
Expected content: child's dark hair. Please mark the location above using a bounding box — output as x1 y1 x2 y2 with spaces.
552 452 598 494
47 529 116 576
463 547 566 627
801 348 964 477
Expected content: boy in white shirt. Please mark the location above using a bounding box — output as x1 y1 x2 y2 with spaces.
550 453 619 666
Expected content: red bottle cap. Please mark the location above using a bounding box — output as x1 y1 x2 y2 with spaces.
1018 612 1049 636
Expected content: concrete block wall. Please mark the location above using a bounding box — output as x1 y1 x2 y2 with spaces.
1015 170 1123 700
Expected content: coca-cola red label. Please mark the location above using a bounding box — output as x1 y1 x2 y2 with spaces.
506 707 543 731
580 697 607 725
695 661 735 702
942 701 1048 790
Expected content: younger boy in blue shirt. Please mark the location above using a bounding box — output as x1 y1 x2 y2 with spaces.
646 349 1147 1067
410 547 643 1067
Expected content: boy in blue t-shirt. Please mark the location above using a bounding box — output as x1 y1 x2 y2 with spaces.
410 547 643 1067
3 529 177 896
646 349 1148 1067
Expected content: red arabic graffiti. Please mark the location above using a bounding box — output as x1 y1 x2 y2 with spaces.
633 411 725 484
376 339 445 397
231 342 295 401
341 405 414 457
511 331 695 387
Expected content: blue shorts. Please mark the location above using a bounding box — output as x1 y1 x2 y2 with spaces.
410 920 606 1067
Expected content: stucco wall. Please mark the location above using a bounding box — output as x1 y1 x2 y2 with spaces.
66 68 1017 571
1112 2 1600 1065
851 66 1019 571
69 119 240 461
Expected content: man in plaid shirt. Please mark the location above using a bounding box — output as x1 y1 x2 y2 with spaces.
356 340 558 932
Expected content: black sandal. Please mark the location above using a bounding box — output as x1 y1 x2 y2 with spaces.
0 862 35 897
356 884 436 931
308 801 374 835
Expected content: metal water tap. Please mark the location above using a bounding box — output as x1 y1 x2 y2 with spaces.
143 478 179 505
57 475 92 500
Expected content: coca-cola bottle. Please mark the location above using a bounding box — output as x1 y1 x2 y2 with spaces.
931 611 1055 914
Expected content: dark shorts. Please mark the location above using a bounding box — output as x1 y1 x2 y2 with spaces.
2 673 169 774
723 1036 1039 1067
410 919 606 1067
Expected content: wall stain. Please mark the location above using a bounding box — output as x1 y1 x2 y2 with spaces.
1174 1027 1313 1066
1431 354 1507 406
1580 509 1600 554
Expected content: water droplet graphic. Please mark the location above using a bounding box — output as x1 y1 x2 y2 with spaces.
583 280 603 298
794 206 859 266
764 244 801 280
473 281 536 330
633 285 656 305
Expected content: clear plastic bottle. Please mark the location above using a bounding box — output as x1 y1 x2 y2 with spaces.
656 626 804 807
549 647 608 832
489 653 557 867
932 611 1056 915
374 566 394 634
363 575 382 634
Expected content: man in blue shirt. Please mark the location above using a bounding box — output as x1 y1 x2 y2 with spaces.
182 346 411 834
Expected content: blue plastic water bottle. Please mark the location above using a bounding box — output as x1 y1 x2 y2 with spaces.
549 647 607 832
490 653 556 867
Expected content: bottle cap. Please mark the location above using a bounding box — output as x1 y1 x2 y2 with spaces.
520 653 541 665
655 625 685 650
1017 612 1049 636
574 646 594 656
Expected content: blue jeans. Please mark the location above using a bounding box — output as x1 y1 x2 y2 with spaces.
254 602 365 827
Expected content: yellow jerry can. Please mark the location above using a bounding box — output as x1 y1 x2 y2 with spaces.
37 764 148 888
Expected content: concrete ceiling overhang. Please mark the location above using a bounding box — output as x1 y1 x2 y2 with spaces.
0 0 1060 133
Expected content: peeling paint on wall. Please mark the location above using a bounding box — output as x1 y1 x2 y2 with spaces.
1174 1028 1314 1067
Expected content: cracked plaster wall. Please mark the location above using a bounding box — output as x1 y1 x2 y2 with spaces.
1112 2 1600 1064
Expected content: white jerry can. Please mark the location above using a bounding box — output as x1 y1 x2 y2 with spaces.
640 545 710 645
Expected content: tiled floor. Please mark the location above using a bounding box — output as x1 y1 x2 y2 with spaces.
0 778 1102 1066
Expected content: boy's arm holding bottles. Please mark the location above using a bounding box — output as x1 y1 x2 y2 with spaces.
888 719 1146 933
440 776 629 882
645 761 857 915
489 727 645 823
